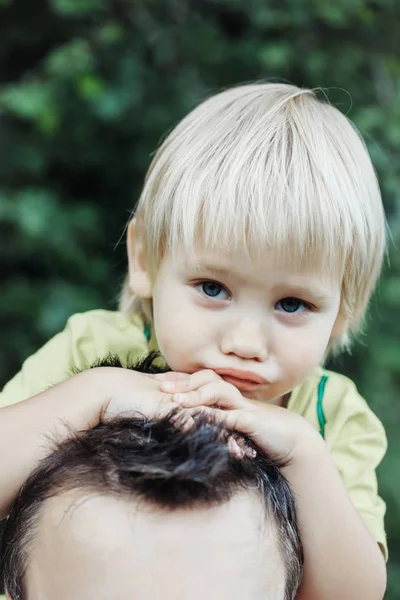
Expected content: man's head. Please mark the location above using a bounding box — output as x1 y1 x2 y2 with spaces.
1 413 302 600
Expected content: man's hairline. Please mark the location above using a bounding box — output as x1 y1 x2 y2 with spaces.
33 464 275 532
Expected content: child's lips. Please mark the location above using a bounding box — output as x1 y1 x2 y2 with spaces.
214 368 270 390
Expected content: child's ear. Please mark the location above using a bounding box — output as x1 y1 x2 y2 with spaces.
331 310 349 340
127 218 152 298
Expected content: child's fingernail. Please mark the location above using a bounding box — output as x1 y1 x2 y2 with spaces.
174 393 188 403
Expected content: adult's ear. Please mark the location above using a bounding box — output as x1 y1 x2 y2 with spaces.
127 218 152 298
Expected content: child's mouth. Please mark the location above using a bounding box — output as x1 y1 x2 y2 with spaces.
214 368 269 390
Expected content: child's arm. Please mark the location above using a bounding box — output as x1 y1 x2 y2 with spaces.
282 431 386 600
169 377 387 600
0 367 178 518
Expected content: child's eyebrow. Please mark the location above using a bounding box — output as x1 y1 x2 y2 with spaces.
285 286 337 302
189 262 232 278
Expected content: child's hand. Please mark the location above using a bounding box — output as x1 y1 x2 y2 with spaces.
98 368 186 424
157 368 223 394
168 378 317 463
102 368 244 456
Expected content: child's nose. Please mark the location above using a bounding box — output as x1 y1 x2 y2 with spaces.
220 317 268 361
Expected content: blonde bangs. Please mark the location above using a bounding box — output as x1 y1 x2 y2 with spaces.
129 84 386 342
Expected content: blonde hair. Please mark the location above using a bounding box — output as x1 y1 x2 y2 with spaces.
120 83 386 351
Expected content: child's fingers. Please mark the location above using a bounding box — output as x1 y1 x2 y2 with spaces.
227 435 246 458
191 405 255 436
185 406 246 459
221 408 256 436
174 381 249 410
189 405 257 456
159 369 221 394
157 403 196 432
154 371 189 382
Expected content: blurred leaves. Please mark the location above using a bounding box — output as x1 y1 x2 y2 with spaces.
45 39 95 78
0 0 399 595
48 0 108 16
0 81 54 121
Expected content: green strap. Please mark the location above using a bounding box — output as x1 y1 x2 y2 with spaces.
317 375 328 438
144 325 151 342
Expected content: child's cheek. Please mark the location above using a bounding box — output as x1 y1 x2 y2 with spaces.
155 316 199 373
299 345 322 372
285 334 330 381
159 338 196 374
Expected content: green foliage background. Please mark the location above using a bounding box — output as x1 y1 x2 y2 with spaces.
0 0 399 595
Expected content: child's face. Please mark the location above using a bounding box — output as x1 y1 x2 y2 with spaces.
150 247 346 404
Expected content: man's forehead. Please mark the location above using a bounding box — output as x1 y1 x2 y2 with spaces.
27 489 285 600
36 487 269 551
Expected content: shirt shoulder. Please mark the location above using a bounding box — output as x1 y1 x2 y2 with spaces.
289 367 386 445
0 309 149 407
63 309 149 364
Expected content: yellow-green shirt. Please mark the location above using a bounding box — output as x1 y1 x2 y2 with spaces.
0 309 388 560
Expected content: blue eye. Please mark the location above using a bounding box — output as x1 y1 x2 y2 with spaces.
200 281 229 299
276 298 306 313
